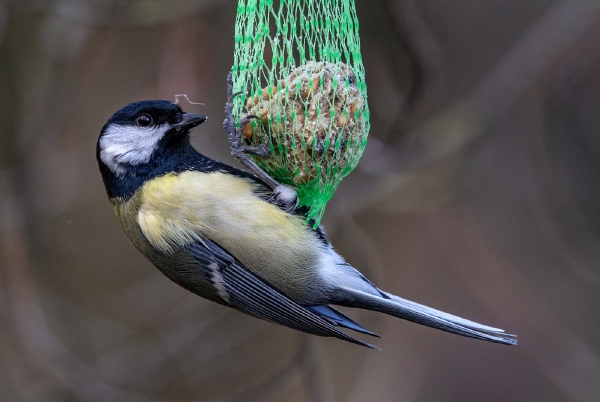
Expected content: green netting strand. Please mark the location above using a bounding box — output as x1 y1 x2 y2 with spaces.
232 0 370 226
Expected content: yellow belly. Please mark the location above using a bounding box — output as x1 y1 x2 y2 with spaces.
127 171 321 296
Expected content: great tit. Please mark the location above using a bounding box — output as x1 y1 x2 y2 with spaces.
96 100 516 349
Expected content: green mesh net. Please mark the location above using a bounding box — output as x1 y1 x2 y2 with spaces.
232 0 370 225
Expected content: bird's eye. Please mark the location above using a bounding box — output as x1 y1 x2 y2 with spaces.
136 114 153 127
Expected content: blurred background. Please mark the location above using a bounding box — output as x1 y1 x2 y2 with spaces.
1 0 600 401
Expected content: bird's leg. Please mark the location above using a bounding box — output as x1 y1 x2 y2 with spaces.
223 72 298 212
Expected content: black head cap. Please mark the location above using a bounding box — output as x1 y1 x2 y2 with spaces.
97 100 207 199
102 100 207 132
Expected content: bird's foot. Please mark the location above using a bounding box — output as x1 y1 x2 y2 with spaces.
223 71 297 212
223 73 267 156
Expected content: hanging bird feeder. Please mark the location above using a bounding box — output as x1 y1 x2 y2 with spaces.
231 0 370 225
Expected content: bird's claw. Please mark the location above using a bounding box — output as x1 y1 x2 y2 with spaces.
239 114 260 130
249 143 270 157
224 71 295 212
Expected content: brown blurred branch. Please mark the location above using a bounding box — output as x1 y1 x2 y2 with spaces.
379 0 445 142
7 0 228 27
330 0 600 220
0 0 6 45
521 84 600 289
428 206 600 402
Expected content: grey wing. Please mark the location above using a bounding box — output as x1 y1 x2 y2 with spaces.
186 239 378 350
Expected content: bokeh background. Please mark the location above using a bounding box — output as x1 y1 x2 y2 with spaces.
2 0 600 401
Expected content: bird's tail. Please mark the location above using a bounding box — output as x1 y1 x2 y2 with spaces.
336 286 517 345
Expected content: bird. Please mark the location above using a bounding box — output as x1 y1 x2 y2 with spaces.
96 98 517 349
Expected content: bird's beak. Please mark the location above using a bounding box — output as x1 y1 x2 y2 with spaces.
175 113 207 131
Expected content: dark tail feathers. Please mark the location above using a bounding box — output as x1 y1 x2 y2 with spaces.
337 286 517 345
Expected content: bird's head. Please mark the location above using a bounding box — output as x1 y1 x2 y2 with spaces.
97 100 206 178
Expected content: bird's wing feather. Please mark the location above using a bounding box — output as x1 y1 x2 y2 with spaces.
186 239 379 350
307 305 379 337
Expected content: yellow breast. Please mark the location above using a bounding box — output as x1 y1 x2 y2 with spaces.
132 171 321 289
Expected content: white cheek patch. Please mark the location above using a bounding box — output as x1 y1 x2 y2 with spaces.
99 123 169 177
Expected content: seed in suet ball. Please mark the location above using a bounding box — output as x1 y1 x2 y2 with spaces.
243 122 254 139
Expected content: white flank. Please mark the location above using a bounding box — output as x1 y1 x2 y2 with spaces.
317 246 380 296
